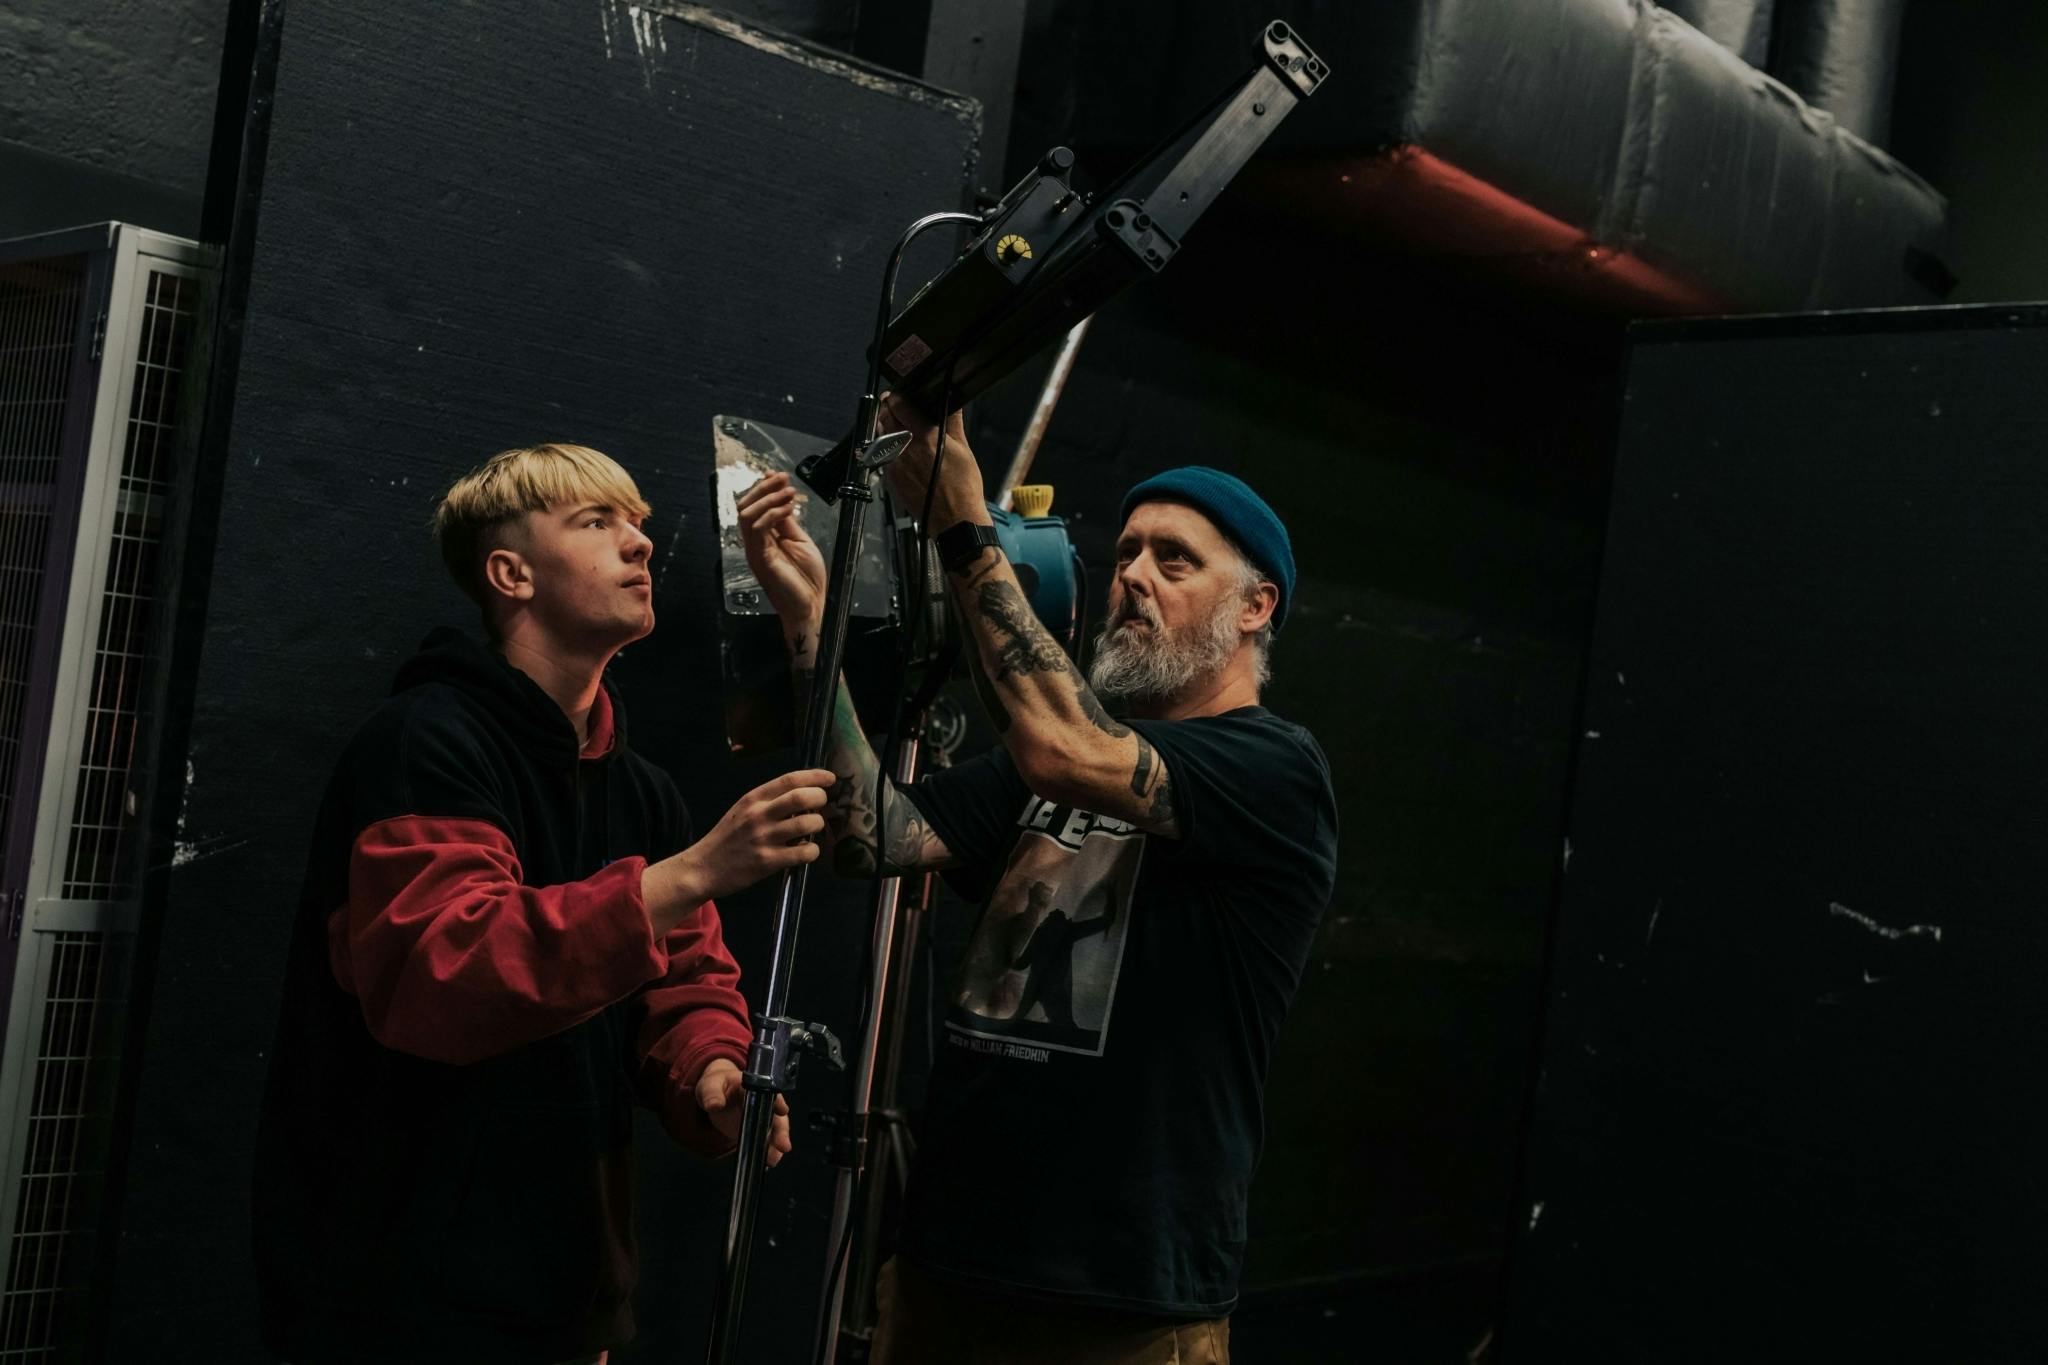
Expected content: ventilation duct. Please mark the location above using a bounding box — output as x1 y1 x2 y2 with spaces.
1057 0 1949 316
1768 0 1909 147
1661 0 1775 67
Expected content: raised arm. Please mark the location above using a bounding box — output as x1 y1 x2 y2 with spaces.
735 471 956 876
792 631 955 875
940 543 1177 835
874 397 1179 837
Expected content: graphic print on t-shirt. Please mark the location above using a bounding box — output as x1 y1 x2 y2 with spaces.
947 794 1145 1058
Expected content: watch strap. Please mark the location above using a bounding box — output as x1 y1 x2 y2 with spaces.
936 519 1002 573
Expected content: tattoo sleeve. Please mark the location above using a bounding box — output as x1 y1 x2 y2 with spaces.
1131 732 1176 828
794 662 954 877
945 545 1180 836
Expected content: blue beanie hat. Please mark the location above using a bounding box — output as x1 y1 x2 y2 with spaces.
1120 466 1296 630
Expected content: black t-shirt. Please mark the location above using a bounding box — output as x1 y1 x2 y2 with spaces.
899 705 1338 1317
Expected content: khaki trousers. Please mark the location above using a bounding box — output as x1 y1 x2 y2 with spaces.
870 1256 1230 1365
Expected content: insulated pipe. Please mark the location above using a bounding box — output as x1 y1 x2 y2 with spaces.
1767 0 1909 147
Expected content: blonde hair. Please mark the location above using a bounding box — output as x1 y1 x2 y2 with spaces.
433 443 652 614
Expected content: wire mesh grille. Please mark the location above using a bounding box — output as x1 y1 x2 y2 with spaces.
0 254 204 1359
62 271 196 898
0 258 86 884
0 931 129 1360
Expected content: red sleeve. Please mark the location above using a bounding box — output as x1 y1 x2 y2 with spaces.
632 899 753 1156
329 815 669 1065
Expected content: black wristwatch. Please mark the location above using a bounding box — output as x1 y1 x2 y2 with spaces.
936 519 1002 574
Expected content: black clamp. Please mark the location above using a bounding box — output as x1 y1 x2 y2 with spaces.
810 1109 871 1170
1099 199 1180 274
743 1015 846 1093
1261 20 1328 98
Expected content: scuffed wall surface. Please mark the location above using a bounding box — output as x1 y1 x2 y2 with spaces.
0 0 224 234
1508 307 2048 1362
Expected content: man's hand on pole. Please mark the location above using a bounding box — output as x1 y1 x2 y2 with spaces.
696 1057 792 1167
876 392 984 527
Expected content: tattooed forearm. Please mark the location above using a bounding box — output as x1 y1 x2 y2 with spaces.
947 541 1180 833
978 580 1070 679
974 579 1130 738
817 671 883 873
831 776 950 877
879 793 947 875
797 663 952 877
1072 676 1129 738
965 649 1012 734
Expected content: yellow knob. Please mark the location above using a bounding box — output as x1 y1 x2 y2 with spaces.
996 233 1034 265
1010 484 1054 517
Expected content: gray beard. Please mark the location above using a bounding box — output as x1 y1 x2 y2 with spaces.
1086 595 1240 706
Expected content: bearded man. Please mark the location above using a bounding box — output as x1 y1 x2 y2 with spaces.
735 399 1338 1365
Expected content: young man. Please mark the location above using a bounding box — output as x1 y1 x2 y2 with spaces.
255 443 833 1364
736 402 1339 1365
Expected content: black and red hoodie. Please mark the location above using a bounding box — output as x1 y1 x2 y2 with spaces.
254 627 750 1364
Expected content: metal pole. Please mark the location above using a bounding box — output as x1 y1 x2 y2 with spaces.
706 206 984 1365
840 865 929 1350
815 734 920 1362
812 274 1094 1365
997 314 1092 508
706 462 874 1365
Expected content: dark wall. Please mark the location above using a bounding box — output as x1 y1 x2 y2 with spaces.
102 5 976 1361
0 0 223 238
1505 306 2048 1363
1885 0 2048 302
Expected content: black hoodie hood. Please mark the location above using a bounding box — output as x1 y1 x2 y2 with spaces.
391 627 628 764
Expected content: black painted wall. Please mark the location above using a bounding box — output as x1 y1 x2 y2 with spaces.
1504 306 2048 1363
1890 0 2048 302
101 5 975 1361
0 0 223 238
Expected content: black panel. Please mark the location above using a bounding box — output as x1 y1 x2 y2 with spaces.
104 4 975 1361
1504 306 2048 1362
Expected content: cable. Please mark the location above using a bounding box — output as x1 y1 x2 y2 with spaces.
811 207 976 1363
922 897 938 1075
1071 548 1091 667
812 382 951 1365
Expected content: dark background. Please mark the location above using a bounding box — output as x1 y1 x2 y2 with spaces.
1506 305 2048 1364
0 0 2044 1361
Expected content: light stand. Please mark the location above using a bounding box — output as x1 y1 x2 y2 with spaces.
715 24 1329 1359
811 308 1083 1365
705 208 985 1365
813 732 930 1365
